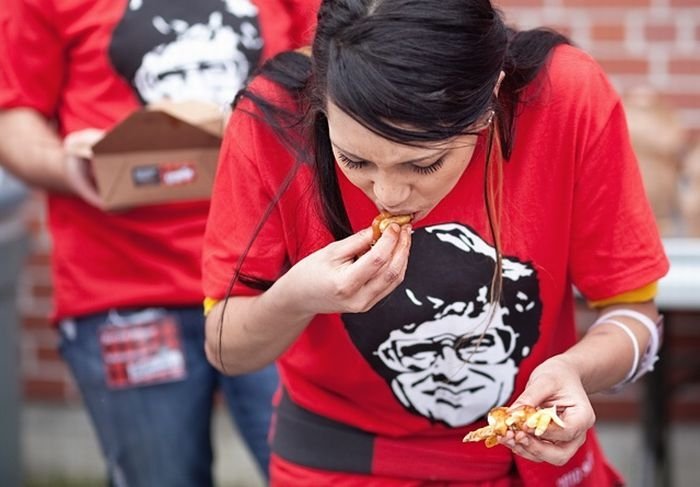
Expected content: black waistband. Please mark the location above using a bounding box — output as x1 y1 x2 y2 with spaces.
271 390 517 482
271 390 375 473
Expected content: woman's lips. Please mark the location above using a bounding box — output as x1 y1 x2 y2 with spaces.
379 210 416 220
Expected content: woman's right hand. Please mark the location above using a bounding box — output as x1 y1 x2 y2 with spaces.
280 221 412 317
206 222 412 374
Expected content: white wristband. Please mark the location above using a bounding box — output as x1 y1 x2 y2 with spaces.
596 309 662 382
590 318 640 386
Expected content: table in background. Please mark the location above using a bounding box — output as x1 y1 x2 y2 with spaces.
643 238 700 487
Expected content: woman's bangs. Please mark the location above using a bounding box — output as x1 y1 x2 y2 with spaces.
327 49 496 144
326 50 458 143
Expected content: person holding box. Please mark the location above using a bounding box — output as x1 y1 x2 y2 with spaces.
0 0 319 484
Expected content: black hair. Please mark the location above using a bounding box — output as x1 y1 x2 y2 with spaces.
238 0 568 242
217 0 569 371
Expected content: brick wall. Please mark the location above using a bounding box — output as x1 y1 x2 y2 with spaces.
18 193 79 401
18 0 700 412
495 0 700 140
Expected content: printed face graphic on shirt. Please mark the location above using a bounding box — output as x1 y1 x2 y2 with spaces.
342 223 542 427
108 0 263 106
376 296 520 427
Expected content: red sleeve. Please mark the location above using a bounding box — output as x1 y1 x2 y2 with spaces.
202 92 290 299
283 0 320 47
0 0 64 115
565 54 669 301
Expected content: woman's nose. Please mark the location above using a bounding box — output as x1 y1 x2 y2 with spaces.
373 176 410 210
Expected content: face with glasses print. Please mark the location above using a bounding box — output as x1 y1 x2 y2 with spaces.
377 289 519 427
343 223 541 427
109 0 263 107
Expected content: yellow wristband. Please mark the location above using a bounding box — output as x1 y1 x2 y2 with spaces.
588 281 658 308
203 297 220 316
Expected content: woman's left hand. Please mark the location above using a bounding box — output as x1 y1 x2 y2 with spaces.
500 355 596 466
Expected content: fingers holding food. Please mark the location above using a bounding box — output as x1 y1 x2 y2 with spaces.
321 221 411 313
462 405 566 448
357 211 413 281
371 211 412 244
355 220 411 282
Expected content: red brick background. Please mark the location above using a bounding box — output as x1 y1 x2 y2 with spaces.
496 0 700 141
18 193 79 401
17 1 700 416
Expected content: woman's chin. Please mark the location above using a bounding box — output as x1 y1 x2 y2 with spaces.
411 210 430 224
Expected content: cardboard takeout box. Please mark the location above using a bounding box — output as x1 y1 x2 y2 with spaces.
91 101 224 211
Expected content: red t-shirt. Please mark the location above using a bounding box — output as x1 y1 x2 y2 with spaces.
204 45 668 483
0 0 319 320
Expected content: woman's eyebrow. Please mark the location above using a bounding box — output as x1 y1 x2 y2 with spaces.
331 142 447 165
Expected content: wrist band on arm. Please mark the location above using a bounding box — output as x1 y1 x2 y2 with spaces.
589 318 640 388
589 309 663 391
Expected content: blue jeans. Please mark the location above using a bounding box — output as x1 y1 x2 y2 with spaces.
58 307 278 487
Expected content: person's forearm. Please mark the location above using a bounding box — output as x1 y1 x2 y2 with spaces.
0 108 68 191
556 301 658 394
204 273 316 374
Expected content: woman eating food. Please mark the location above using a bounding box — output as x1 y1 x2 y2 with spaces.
201 1 669 484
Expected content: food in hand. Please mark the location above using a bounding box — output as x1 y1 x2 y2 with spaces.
371 211 412 244
462 405 565 448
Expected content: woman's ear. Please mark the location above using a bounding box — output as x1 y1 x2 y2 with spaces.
494 71 505 97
